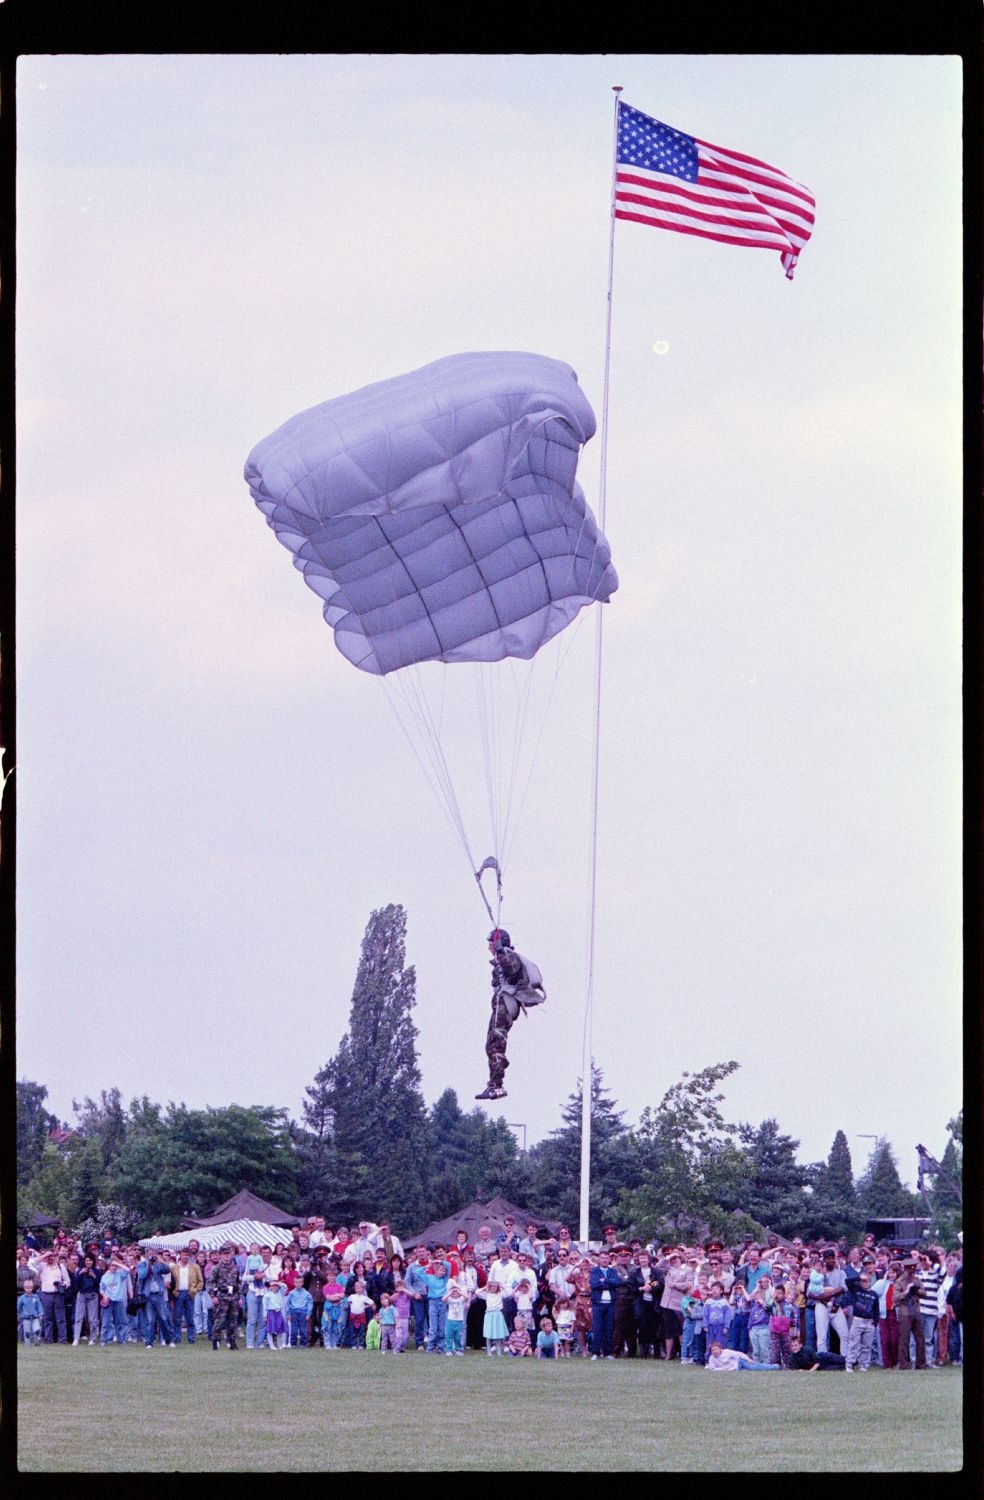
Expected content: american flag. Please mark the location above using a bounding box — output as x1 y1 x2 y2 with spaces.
614 102 815 280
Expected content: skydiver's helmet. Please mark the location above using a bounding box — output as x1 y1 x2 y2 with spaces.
488 928 511 950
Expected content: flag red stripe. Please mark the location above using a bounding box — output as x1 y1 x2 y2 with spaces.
699 153 816 210
616 169 814 235
614 207 790 253
615 189 792 245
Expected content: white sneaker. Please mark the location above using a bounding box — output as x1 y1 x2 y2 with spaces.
591 1354 598 1361
72 1340 80 1347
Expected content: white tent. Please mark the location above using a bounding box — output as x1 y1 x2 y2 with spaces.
138 1219 291 1252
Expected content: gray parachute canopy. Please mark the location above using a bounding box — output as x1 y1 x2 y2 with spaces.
244 352 617 675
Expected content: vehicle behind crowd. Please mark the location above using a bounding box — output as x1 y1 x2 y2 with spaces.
16 1218 963 1370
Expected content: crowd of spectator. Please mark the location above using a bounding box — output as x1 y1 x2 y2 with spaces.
16 1216 963 1372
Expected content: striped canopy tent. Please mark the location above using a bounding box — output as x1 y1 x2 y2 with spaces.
138 1219 293 1252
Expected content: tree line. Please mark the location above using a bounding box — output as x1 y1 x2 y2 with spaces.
16 904 962 1246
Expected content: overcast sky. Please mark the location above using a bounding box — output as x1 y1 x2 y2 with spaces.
15 53 962 1191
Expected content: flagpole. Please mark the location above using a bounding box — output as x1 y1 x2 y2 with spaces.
579 85 622 1248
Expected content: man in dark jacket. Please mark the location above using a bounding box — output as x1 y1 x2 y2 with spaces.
610 1246 638 1358
476 929 545 1101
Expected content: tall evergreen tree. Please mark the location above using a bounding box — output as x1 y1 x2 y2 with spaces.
528 1066 636 1236
306 905 431 1230
856 1138 918 1217
737 1118 811 1235
803 1129 862 1240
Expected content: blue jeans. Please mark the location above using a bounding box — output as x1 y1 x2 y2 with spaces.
194 1290 212 1336
749 1325 772 1364
591 1302 614 1357
737 1359 780 1370
245 1290 267 1348
727 1312 750 1353
427 1299 447 1352
805 1306 816 1349
100 1300 128 1345
445 1319 465 1353
288 1312 308 1347
681 1317 700 1360
143 1291 174 1345
322 1303 345 1348
949 1320 962 1363
921 1314 938 1363
172 1290 196 1343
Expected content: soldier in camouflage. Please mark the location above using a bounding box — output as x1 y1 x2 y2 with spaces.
207 1244 242 1350
476 928 546 1101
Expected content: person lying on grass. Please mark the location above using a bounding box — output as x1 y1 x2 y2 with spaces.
705 1340 779 1370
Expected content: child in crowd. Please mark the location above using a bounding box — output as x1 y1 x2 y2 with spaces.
514 1276 537 1332
507 1315 532 1356
747 1287 772 1365
392 1280 412 1353
286 1278 313 1348
680 1286 703 1364
727 1279 750 1353
262 1278 288 1349
536 1316 559 1359
768 1282 795 1369
477 1279 508 1356
807 1259 826 1300
443 1282 467 1356
365 1309 382 1351
702 1281 732 1351
378 1292 398 1352
18 1280 43 1345
347 1280 375 1349
553 1296 576 1357
322 1276 346 1349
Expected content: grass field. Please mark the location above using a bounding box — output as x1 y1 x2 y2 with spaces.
17 1345 963 1472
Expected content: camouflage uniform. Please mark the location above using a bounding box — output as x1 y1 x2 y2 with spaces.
479 940 545 1097
207 1256 241 1348
485 984 514 1090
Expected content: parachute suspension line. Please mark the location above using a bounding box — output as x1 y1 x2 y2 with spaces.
378 669 477 878
497 651 539 866
497 641 565 873
580 83 623 1248
474 665 502 863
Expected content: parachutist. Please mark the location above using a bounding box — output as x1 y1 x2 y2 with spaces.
476 928 546 1101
